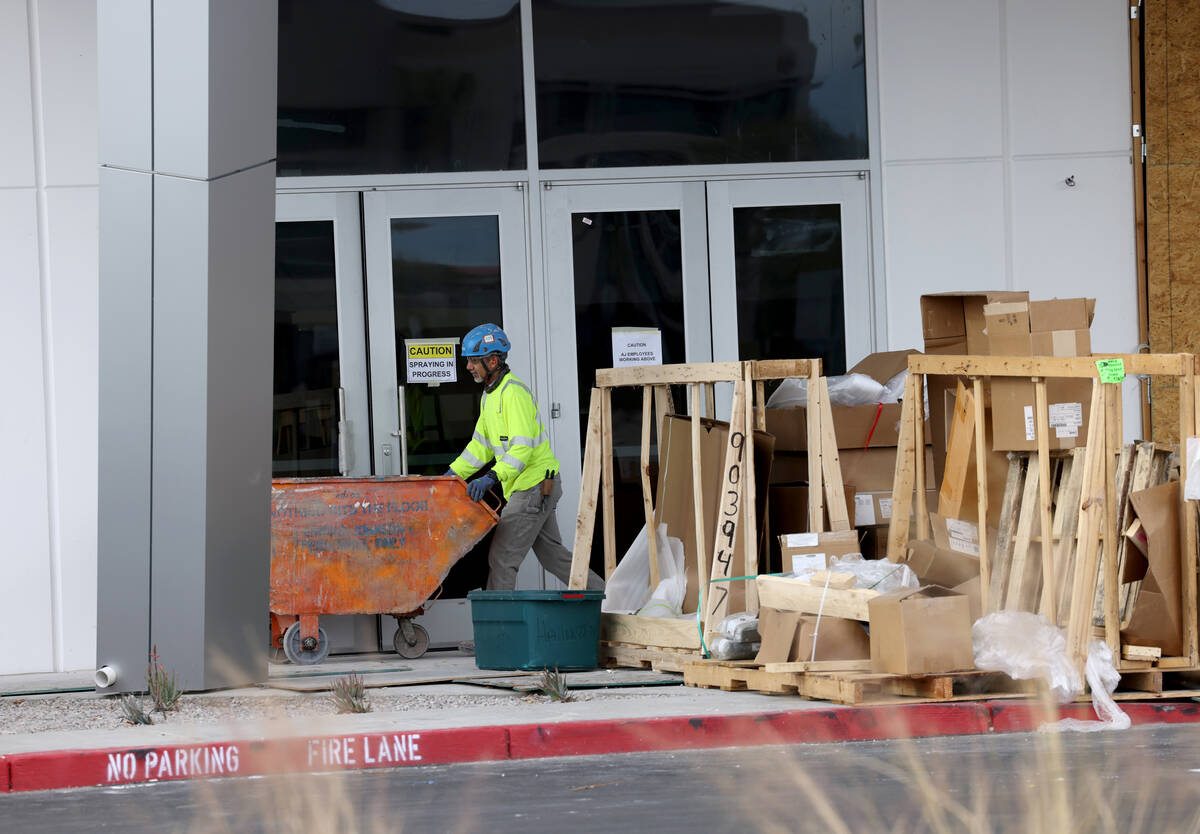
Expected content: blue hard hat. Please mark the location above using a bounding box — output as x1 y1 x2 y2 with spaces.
462 323 511 358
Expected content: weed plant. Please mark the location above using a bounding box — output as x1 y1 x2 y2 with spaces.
330 673 372 714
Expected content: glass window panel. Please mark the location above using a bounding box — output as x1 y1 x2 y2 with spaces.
391 214 505 595
278 0 526 176
732 204 846 375
273 221 341 477
533 0 867 169
572 209 685 574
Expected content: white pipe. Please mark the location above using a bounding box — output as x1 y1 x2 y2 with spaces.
94 665 118 688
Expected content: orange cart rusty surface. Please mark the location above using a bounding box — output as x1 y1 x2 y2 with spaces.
269 476 499 664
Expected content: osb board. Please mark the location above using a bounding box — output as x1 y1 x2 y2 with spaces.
263 654 527 692
1145 0 1200 442
454 669 681 692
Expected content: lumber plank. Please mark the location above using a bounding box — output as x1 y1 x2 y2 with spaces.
913 373 929 540
641 386 659 589
1122 644 1162 661
908 353 1192 379
1052 450 1085 625
754 380 767 432
817 377 851 532
1180 372 1199 665
601 387 617 579
570 389 603 589
755 575 879 621
653 384 672 461
705 384 715 420
1066 381 1107 667
1118 671 1163 694
743 363 759 612
1119 442 1156 620
1004 455 1043 612
763 659 873 674
1034 379 1057 622
599 613 701 651
989 454 1026 612
703 379 748 644
808 571 857 590
751 359 817 380
1096 443 1134 626
597 362 743 387
887 373 920 561
807 364 824 532
972 377 991 611
1102 385 1121 653
689 385 707 619
939 381 975 520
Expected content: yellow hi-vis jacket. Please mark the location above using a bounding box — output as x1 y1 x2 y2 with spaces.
449 371 560 499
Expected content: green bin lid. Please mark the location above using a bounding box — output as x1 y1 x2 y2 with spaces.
467 589 605 602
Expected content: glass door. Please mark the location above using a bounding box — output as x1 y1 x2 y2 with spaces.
363 185 534 643
274 192 376 653
542 181 712 583
705 176 874 373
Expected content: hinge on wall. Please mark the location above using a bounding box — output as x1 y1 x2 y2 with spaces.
1131 4 1138 19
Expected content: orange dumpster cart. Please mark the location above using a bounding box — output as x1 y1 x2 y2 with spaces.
269 475 499 664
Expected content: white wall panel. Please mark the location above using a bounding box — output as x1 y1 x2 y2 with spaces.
0 0 36 187
1006 0 1130 156
881 161 1007 350
45 186 99 670
0 189 55 674
34 0 98 186
876 0 1003 161
1011 156 1138 353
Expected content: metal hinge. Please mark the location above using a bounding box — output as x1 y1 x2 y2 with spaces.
1132 124 1141 138
1131 4 1138 19
551 402 562 419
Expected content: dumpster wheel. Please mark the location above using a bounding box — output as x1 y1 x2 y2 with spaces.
393 621 430 659
282 621 330 665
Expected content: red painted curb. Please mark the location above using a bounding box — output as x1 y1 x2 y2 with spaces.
990 699 1200 733
6 725 508 793
1 756 10 793
507 703 994 760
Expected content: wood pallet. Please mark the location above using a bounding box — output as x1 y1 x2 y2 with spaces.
599 642 700 674
682 659 1023 705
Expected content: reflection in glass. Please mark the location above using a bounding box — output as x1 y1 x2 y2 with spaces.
572 210 685 575
733 204 846 374
273 221 341 477
533 0 867 168
391 215 505 595
278 0 526 175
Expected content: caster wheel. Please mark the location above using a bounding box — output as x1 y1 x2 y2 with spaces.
282 621 330 665
393 622 430 659
269 647 286 664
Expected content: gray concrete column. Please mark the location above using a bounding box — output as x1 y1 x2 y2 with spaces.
97 0 277 692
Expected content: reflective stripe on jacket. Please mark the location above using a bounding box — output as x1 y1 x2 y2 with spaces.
449 371 560 499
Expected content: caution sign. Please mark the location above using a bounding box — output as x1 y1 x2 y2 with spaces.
405 338 458 385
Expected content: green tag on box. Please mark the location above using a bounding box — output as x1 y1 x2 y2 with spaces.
1095 358 1125 384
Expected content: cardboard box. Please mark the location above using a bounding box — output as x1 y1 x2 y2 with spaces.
839 446 936 492
868 585 976 675
986 298 1095 452
764 350 922 452
1122 482 1183 656
654 414 774 613
778 529 862 573
755 607 871 665
767 484 856 571
904 539 981 588
853 489 939 528
953 576 983 624
920 290 1030 483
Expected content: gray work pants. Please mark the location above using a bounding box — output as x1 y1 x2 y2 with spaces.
485 476 604 591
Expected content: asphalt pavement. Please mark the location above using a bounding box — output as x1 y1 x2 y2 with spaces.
6 722 1200 832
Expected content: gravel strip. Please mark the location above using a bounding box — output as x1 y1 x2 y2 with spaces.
0 689 661 736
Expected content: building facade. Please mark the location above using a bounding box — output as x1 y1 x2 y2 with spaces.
2 0 1139 675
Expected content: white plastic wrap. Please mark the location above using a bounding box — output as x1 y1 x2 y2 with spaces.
787 553 919 593
707 636 761 660
766 377 807 409
717 612 760 642
972 611 1081 702
826 373 886 406
600 523 686 616
973 611 1130 732
1186 437 1200 501
880 370 907 404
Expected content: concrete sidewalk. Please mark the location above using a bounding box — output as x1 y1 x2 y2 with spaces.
3 651 1199 793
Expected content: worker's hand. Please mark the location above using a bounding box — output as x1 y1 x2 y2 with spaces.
443 469 456 477
467 472 498 502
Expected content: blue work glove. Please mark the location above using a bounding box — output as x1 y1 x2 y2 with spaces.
443 469 456 477
467 472 498 502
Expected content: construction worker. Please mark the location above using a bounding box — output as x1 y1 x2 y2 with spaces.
447 324 604 592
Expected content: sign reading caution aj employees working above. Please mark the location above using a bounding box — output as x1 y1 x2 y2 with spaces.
611 327 663 368
405 338 459 385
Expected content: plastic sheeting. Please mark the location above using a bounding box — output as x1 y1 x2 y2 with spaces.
600 523 686 617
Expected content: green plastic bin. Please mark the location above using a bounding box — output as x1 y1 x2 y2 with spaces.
467 589 606 671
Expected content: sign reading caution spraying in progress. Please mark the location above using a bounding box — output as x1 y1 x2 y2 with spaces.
405 338 458 386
